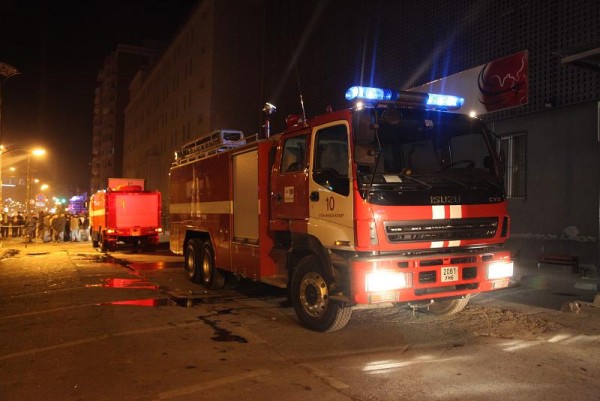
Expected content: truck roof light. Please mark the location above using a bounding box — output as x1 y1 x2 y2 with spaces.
345 86 396 101
345 86 462 110
426 93 464 110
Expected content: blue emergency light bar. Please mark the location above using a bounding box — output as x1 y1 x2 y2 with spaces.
345 86 396 101
345 85 464 110
426 93 464 109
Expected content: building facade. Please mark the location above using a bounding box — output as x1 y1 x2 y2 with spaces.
122 0 264 223
90 43 164 193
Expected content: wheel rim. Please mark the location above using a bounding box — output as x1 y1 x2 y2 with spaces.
186 247 195 275
202 249 212 283
299 271 328 318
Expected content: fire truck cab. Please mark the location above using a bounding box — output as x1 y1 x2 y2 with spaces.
169 87 513 332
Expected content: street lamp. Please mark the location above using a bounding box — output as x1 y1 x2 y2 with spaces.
0 147 46 214
0 62 20 209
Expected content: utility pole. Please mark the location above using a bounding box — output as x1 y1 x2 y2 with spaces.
0 62 20 212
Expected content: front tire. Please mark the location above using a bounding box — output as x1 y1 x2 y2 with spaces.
290 255 352 332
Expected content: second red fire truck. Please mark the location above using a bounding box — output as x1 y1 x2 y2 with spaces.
90 180 162 252
169 86 514 332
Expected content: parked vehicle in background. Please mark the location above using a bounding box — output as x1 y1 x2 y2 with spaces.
89 182 162 252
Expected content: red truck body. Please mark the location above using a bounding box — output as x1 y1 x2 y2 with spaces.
89 185 162 252
169 89 514 332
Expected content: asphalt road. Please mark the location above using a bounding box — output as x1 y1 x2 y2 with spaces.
1 240 599 400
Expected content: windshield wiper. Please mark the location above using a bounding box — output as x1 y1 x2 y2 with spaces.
433 174 469 188
398 172 432 189
425 173 503 190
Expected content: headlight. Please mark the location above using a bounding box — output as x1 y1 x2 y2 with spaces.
365 271 412 292
488 261 514 279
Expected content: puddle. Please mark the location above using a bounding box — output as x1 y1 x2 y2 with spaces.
78 253 180 308
86 278 159 290
99 298 172 307
129 261 182 271
75 253 181 273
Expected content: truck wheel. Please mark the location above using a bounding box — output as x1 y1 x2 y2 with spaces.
100 235 108 252
427 295 471 316
290 255 352 332
185 240 225 288
185 239 203 283
199 242 225 290
142 238 156 252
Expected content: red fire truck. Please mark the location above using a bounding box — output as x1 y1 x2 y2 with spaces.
89 184 162 252
169 87 514 332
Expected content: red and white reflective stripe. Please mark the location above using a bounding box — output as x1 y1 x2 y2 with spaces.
431 205 463 248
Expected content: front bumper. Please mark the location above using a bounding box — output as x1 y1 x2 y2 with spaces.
350 250 513 304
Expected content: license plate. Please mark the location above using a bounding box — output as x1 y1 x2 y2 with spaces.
441 266 458 282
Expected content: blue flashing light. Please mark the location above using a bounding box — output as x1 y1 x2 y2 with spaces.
426 93 464 109
345 86 396 101
345 86 464 110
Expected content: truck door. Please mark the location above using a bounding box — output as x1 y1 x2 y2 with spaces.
271 131 310 227
308 122 354 248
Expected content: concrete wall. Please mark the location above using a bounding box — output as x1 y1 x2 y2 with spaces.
491 101 598 271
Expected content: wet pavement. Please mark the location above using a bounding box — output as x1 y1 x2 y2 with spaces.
2 236 600 400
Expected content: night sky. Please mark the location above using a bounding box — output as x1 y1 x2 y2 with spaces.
0 0 197 195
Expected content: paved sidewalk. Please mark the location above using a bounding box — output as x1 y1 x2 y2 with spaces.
0 231 171 256
509 259 600 310
0 236 96 256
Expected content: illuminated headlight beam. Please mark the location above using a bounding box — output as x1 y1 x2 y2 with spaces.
487 261 514 279
365 271 413 292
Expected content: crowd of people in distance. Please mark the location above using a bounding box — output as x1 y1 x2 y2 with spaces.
0 211 90 243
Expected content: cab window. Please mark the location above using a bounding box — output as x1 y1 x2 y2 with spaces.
313 125 349 196
281 135 307 173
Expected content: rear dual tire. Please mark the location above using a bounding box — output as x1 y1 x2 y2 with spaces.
185 239 225 290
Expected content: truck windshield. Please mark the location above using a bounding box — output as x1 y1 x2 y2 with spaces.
352 108 504 204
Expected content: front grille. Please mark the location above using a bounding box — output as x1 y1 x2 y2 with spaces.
384 217 498 243
462 267 478 280
420 259 443 267
419 271 436 283
451 256 476 264
414 283 479 296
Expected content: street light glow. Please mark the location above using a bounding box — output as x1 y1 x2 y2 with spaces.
0 146 49 214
